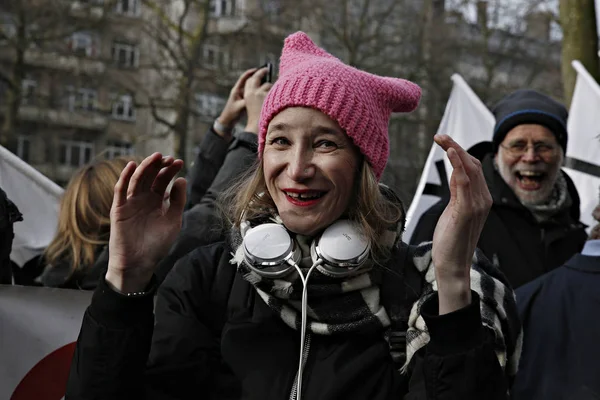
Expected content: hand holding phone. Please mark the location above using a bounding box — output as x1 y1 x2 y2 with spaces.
260 62 273 85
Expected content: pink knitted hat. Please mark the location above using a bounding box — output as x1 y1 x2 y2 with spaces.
259 31 421 180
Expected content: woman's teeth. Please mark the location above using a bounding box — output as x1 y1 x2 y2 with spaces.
285 191 324 200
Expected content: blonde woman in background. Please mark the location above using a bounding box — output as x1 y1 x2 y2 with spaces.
17 156 140 289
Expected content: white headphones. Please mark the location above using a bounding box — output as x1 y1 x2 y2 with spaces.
241 219 371 399
242 219 371 278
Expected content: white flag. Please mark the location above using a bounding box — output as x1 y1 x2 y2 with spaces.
404 74 494 242
564 61 600 233
0 285 91 399
0 145 63 267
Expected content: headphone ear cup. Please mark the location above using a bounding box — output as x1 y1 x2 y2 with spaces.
313 220 371 278
242 223 298 278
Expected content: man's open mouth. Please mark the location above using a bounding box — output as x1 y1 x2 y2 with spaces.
515 171 546 190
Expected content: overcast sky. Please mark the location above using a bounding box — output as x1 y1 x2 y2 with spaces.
457 0 600 36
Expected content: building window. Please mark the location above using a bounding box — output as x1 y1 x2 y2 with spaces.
16 135 31 162
111 93 136 121
195 93 225 117
68 32 97 57
0 15 16 44
203 44 229 70
59 140 94 167
21 78 37 106
209 0 237 17
65 87 97 111
115 0 140 16
111 41 139 68
259 0 281 18
105 140 134 158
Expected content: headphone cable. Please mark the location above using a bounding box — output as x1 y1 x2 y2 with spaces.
289 259 322 400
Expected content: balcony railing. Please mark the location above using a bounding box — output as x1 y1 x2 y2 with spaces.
25 49 106 75
16 105 109 130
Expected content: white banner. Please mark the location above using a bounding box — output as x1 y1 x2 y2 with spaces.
0 285 91 400
0 145 63 267
564 61 600 232
404 74 494 242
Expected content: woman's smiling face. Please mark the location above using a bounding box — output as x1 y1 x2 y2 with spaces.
263 107 361 236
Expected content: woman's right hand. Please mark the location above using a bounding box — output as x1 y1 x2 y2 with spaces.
106 153 187 293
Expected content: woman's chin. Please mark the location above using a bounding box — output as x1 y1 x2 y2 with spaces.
281 217 322 237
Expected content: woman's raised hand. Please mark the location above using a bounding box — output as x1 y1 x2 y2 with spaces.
431 134 492 314
106 153 187 293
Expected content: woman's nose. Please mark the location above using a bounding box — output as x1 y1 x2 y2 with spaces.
287 149 315 181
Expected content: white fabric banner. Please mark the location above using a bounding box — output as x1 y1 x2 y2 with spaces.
0 285 91 400
564 61 600 232
0 145 63 267
404 74 494 242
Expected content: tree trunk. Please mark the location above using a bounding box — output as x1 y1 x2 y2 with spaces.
559 0 599 106
0 18 26 147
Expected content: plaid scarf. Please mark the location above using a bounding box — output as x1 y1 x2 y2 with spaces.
229 215 521 376
404 242 522 376
229 214 397 335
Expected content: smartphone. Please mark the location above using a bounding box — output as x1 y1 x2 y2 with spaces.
260 62 273 84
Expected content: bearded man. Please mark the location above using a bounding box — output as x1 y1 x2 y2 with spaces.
411 89 587 288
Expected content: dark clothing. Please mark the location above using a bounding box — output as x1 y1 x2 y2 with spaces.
185 130 258 210
155 129 257 283
17 247 109 289
66 241 510 400
410 152 587 288
0 187 22 284
512 252 600 400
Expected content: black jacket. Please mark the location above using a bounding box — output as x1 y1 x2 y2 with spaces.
66 241 510 400
513 251 600 400
410 150 587 288
17 246 110 289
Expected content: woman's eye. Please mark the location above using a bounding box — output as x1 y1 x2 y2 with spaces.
316 140 337 149
269 137 289 146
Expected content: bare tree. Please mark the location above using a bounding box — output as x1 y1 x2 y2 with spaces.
445 0 562 105
559 0 599 105
130 0 286 167
0 0 111 146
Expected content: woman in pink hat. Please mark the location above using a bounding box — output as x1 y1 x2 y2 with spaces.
67 32 520 399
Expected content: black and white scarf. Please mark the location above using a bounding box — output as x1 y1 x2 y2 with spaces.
229 214 522 376
229 214 397 335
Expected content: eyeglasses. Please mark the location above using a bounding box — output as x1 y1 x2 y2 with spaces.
499 142 558 158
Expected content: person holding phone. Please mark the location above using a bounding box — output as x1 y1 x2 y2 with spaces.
66 32 520 400
155 66 273 282
185 66 273 209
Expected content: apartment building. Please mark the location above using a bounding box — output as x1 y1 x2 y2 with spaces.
0 0 285 185
0 0 150 185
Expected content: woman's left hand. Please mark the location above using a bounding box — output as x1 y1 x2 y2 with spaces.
431 134 492 314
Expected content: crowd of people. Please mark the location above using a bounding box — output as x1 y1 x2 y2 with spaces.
0 31 599 399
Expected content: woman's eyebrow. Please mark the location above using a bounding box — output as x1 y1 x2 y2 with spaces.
311 126 343 137
268 122 290 133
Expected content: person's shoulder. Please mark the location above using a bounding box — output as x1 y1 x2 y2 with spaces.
516 264 570 303
165 241 235 289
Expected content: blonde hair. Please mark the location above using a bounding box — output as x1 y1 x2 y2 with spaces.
223 159 404 263
44 156 140 276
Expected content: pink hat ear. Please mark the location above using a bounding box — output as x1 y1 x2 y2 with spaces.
278 31 337 76
375 77 422 113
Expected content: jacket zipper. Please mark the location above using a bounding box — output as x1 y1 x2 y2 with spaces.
289 332 312 400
